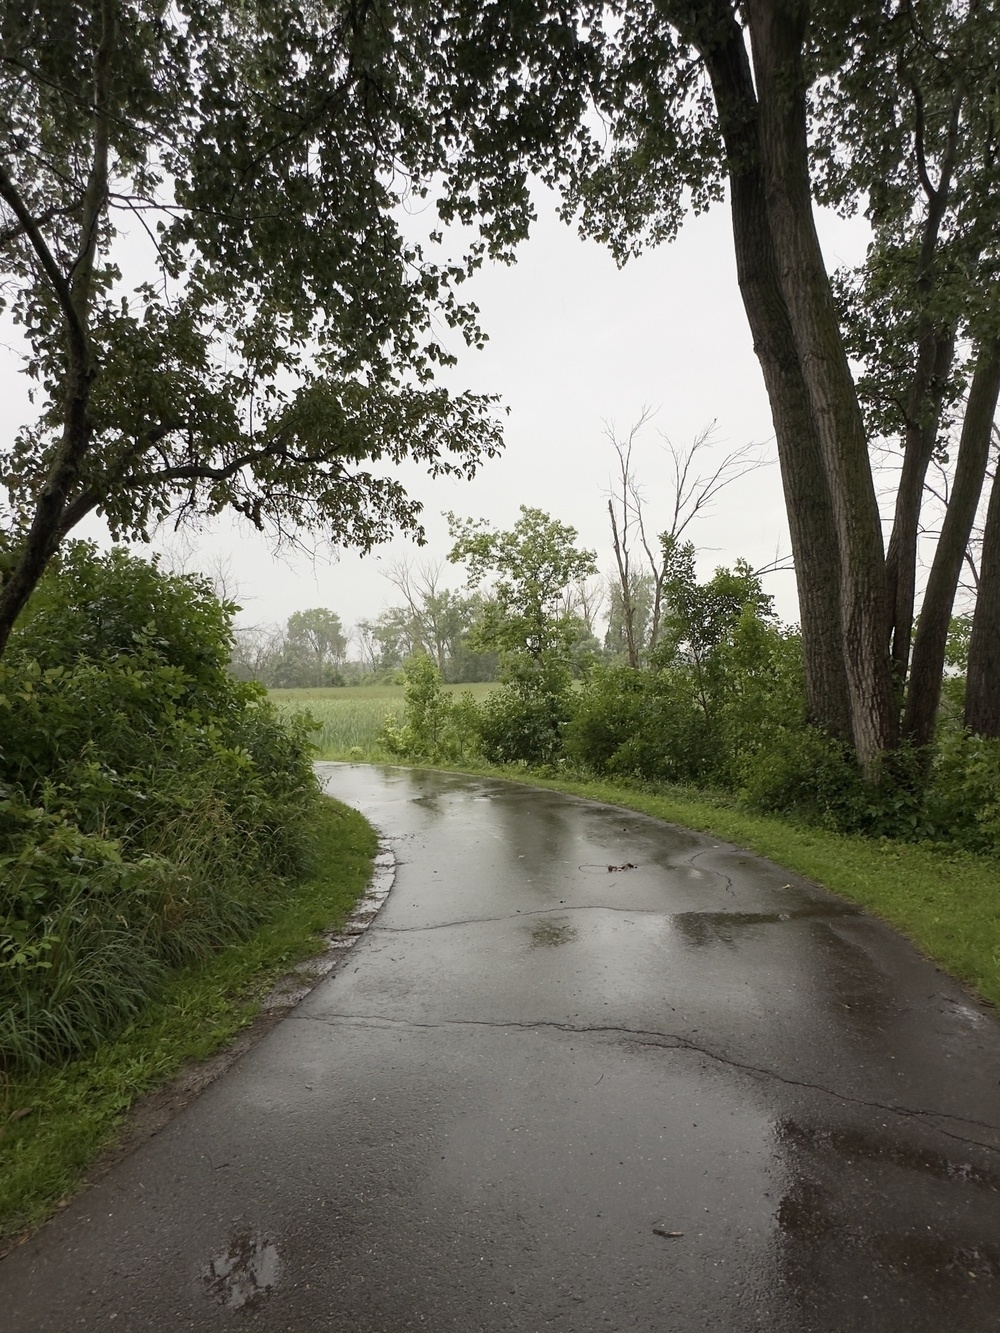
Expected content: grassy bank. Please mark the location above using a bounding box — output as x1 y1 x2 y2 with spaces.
270 681 496 759
0 795 376 1247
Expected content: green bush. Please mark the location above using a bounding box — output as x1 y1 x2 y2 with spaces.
472 655 576 767
923 730 1000 852
739 726 871 827
0 544 320 1071
379 655 477 762
563 665 713 781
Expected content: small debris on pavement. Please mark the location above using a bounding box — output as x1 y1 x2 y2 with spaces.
607 862 637 872
652 1223 684 1238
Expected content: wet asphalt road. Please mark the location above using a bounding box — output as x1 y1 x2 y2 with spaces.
2 764 1000 1332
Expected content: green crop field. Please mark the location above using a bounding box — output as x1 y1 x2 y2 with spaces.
269 682 497 759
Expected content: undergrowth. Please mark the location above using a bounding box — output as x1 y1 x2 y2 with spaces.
0 544 320 1071
0 793 376 1246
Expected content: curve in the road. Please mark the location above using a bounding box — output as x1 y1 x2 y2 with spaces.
2 763 998 1333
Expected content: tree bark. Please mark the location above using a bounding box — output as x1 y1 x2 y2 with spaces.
884 83 964 686
744 0 897 771
965 442 1000 737
690 2 853 740
885 327 957 684
904 339 1000 747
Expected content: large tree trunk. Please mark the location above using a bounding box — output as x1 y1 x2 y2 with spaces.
965 446 1000 737
744 0 897 772
884 84 963 687
885 328 956 686
0 373 92 656
905 339 1000 748
691 4 853 740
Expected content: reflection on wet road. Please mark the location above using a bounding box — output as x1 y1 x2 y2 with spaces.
2 764 998 1331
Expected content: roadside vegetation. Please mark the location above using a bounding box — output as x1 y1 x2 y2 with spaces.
0 545 377 1243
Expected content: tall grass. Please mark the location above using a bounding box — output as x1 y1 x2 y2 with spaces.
0 795 376 1245
270 683 496 759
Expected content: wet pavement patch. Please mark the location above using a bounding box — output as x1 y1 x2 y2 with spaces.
778 1118 1000 1192
202 1227 280 1308
528 916 578 948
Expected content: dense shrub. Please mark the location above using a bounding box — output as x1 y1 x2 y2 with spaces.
922 731 1000 852
0 544 319 1070
472 654 576 767
739 726 873 828
563 665 713 781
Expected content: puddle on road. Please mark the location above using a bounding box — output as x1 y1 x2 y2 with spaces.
202 1227 280 1309
778 1117 1000 1192
528 916 578 948
672 905 859 949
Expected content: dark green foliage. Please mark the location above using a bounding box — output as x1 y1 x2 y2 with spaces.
922 732 1000 853
442 506 597 766
472 656 576 768
448 506 598 662
0 544 320 1071
568 554 802 787
563 665 713 782
739 727 874 830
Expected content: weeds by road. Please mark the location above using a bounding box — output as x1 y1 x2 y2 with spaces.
0 796 376 1249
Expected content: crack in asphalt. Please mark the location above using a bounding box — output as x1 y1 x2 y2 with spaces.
290 1009 1000 1152
372 901 860 933
374 904 682 932
684 848 739 897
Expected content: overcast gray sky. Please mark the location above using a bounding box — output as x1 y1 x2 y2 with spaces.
1 184 871 641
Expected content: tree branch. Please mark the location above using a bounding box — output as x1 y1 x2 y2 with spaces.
0 159 86 356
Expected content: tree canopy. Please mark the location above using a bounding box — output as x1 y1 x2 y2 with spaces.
0 0 581 652
5 0 1000 764
447 505 598 662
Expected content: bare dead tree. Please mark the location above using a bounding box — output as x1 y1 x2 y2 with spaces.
605 412 772 663
560 575 607 635
605 408 656 666
354 620 381 674
229 621 285 681
150 528 245 605
382 558 469 675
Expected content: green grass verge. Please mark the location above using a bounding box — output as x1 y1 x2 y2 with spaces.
0 794 377 1246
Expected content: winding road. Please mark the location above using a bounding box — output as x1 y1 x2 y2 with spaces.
2 763 999 1330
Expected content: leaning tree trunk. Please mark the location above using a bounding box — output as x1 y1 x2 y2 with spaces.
744 0 897 772
692 3 853 741
965 445 1000 737
904 339 1000 748
884 84 964 687
885 327 956 686
0 0 113 657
